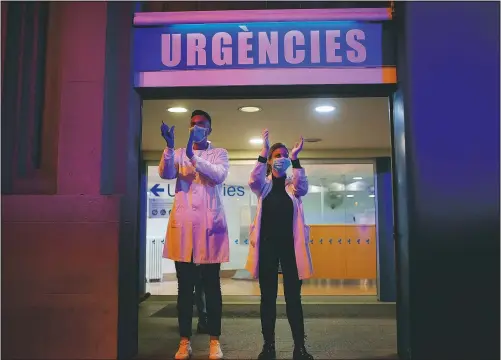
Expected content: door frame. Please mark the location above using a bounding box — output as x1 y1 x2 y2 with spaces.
120 5 403 359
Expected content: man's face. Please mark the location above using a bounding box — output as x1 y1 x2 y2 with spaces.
190 115 211 135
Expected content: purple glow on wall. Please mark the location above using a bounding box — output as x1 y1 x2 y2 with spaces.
134 8 392 26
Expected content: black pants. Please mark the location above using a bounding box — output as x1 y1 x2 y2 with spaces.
175 261 222 337
258 236 305 346
194 266 207 319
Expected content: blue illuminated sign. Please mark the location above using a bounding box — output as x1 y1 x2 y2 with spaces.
150 183 245 197
150 184 164 197
134 21 382 72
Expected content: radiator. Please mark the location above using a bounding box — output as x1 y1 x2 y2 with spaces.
146 237 164 283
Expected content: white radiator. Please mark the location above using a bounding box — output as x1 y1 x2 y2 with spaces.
146 237 164 283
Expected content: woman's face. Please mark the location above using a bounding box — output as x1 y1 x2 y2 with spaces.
268 147 289 168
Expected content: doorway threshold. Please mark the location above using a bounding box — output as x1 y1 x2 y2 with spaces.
144 295 395 319
149 294 381 303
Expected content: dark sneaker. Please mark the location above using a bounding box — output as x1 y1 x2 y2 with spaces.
293 345 314 360
257 342 276 360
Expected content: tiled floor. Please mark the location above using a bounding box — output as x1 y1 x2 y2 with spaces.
146 278 377 296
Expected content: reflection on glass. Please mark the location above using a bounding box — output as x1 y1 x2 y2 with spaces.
145 162 377 296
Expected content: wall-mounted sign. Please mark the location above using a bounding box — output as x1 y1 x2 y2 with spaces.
149 197 172 218
134 21 382 72
148 181 246 198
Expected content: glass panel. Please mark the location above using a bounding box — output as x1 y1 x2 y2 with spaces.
145 161 377 296
301 163 377 296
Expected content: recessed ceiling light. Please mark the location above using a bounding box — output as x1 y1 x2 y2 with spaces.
239 106 262 113
249 138 264 145
315 105 335 113
353 177 363 180
346 194 355 198
304 138 322 143
167 107 188 113
369 194 375 198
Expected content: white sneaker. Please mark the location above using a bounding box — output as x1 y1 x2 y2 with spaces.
175 339 192 359
209 339 224 359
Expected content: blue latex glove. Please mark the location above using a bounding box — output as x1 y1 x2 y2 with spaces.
161 121 175 149
186 128 195 159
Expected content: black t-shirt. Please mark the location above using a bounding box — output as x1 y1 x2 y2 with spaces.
258 157 302 241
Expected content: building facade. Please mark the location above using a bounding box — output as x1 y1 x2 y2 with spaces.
2 2 499 360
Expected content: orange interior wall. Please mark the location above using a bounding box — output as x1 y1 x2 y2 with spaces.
309 225 377 279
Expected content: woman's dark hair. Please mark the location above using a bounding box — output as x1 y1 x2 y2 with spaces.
267 142 288 176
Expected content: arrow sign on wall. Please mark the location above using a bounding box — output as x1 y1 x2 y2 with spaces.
150 184 164 197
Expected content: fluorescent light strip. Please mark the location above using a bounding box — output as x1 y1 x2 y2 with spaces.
167 107 188 113
249 138 263 145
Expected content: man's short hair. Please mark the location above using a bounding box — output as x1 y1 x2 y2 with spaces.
191 109 212 125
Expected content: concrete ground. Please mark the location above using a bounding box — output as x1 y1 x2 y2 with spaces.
137 299 398 360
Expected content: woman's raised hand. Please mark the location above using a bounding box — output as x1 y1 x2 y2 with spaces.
262 129 270 152
259 129 270 158
291 136 304 160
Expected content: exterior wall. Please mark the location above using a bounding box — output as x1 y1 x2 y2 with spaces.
393 2 499 359
2 3 136 359
2 2 499 360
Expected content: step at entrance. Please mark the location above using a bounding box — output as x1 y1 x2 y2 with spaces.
148 301 396 319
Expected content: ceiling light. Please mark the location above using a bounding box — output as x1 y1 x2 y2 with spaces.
369 194 375 198
346 194 355 198
353 177 363 180
304 138 322 143
315 105 335 113
167 107 188 113
239 106 262 113
249 138 264 145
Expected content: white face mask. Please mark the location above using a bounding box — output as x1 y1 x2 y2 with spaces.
192 125 208 143
272 157 291 175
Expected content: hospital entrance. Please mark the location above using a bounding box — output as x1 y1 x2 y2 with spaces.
134 5 397 358
140 96 393 300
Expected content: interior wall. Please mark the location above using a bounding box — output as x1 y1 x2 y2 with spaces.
143 148 392 162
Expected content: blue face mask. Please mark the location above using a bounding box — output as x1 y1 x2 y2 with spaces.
272 157 291 174
192 125 208 143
